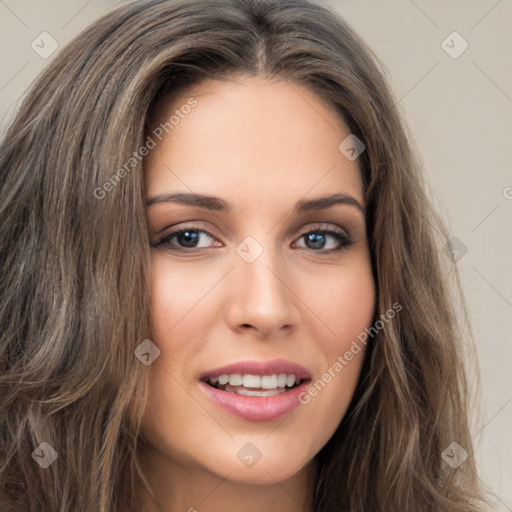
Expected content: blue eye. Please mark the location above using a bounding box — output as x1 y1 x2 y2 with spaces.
153 226 353 253
154 228 216 249
295 228 353 252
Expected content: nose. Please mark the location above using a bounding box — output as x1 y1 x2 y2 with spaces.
225 242 300 339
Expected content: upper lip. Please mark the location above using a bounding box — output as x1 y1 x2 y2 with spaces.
199 359 312 381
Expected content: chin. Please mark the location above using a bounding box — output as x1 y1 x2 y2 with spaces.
195 435 316 485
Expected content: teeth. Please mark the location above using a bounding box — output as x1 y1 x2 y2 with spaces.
242 374 260 388
286 374 296 387
277 373 287 387
229 374 243 386
209 373 301 390
261 375 277 388
229 385 287 396
218 374 229 385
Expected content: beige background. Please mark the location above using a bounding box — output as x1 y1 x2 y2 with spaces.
0 0 510 508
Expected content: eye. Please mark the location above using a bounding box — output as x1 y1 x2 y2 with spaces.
152 224 353 253
153 227 219 250
293 227 353 253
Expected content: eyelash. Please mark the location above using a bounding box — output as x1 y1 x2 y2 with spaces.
153 224 354 254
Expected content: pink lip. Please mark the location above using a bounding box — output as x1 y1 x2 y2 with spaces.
199 380 310 421
198 359 312 422
199 359 312 381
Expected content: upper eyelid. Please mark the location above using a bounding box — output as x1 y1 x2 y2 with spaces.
155 222 350 246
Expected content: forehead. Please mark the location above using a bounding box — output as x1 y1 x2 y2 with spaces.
145 77 364 208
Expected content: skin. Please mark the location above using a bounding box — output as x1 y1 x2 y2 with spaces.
139 76 376 512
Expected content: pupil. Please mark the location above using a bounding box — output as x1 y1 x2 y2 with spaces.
179 231 199 247
307 233 325 249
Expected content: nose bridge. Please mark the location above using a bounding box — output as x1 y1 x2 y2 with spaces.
236 234 287 303
228 233 297 334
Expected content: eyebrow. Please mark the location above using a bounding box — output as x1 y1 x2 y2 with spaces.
147 192 365 215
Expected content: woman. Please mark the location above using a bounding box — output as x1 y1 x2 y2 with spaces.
0 0 487 510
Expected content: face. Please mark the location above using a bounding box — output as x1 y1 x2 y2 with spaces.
142 76 375 487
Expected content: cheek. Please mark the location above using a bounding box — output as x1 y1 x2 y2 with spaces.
146 256 208 404
296 253 375 430
302 252 376 352
149 255 219 345
331 268 375 350
141 257 213 456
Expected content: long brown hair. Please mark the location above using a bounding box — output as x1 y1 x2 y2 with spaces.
0 0 487 510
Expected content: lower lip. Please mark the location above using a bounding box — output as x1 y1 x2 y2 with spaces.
199 380 309 421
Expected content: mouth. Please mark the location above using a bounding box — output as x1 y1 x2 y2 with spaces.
198 359 312 421
202 373 305 397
